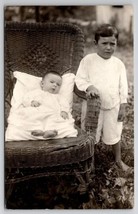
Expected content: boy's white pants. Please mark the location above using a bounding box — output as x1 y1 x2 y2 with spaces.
96 104 123 145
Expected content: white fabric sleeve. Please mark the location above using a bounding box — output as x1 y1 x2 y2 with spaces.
75 58 92 92
58 95 70 113
22 90 39 107
22 91 33 107
119 62 128 104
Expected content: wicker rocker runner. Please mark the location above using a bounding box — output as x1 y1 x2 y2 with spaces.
5 22 101 203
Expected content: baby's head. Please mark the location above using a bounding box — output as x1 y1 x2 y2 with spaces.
41 71 62 94
94 24 119 59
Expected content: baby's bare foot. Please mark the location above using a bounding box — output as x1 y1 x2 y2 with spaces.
31 130 44 136
43 130 58 138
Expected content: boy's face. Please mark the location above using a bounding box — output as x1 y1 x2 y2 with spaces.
95 36 117 59
41 73 62 94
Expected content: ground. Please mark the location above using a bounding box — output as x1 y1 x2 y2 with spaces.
6 46 134 209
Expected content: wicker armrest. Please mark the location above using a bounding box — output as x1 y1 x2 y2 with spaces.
74 84 101 138
81 97 101 139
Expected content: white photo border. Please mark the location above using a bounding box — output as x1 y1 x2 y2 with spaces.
0 0 137 214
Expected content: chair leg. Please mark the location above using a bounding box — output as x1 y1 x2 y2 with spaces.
5 168 15 204
74 159 96 208
5 183 15 205
74 160 94 194
74 169 87 194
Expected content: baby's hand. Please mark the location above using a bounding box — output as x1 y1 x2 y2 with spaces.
31 100 41 107
86 85 100 98
61 111 69 120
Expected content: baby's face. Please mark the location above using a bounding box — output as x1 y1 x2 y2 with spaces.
96 36 117 59
42 73 62 94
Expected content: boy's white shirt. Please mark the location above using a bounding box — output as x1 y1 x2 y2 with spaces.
75 53 128 110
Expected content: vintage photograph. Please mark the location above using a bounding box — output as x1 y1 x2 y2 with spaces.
4 5 134 209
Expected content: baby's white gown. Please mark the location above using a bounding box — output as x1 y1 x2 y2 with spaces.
6 90 78 141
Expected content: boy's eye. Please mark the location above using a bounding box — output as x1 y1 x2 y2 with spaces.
102 42 116 46
111 43 116 46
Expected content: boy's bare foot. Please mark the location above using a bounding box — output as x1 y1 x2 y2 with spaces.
116 160 132 172
31 130 44 136
43 130 58 138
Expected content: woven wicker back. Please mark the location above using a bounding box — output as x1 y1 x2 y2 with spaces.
5 22 84 97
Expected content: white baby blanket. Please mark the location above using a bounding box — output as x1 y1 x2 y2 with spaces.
5 71 78 141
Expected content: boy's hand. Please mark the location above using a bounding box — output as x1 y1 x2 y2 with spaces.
31 100 41 107
86 85 100 98
61 111 69 120
118 103 127 122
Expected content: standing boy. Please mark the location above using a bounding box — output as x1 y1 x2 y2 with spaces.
75 24 130 171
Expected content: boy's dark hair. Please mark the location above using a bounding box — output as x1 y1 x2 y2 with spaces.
94 24 119 43
42 71 62 80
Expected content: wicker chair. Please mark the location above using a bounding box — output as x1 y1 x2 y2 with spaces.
5 22 101 205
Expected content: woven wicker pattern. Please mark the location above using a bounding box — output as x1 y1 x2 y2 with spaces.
5 22 84 88
5 22 100 188
5 131 94 168
85 97 101 136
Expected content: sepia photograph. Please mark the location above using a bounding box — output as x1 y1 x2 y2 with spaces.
4 5 134 209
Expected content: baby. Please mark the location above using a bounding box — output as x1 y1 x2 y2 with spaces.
22 71 77 139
